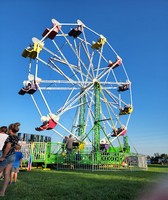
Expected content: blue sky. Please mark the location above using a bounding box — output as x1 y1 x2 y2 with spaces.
0 0 167 156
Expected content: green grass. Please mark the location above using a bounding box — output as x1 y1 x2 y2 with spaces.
1 165 168 200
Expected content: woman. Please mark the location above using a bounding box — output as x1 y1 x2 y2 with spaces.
0 122 20 196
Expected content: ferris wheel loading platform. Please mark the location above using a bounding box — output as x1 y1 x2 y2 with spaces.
21 142 147 171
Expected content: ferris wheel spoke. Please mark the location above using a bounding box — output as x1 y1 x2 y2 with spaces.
81 28 91 61
57 86 87 116
100 97 120 128
98 66 118 83
37 85 52 113
101 86 119 106
49 57 92 83
90 52 96 77
110 69 119 83
95 46 104 78
40 87 80 91
79 41 94 77
28 60 32 75
71 107 80 135
52 40 82 83
61 101 87 115
97 66 110 81
56 87 76 115
80 42 95 83
58 30 93 81
42 45 62 60
40 79 91 87
104 70 111 84
102 86 125 107
84 52 95 83
100 87 122 124
73 39 94 85
57 90 81 115
51 128 64 138
106 40 118 56
73 40 85 84
100 90 114 126
49 42 93 83
81 41 91 63
125 113 131 129
85 25 100 37
100 110 115 130
31 95 43 117
96 52 119 81
57 121 77 139
37 57 75 84
59 84 94 116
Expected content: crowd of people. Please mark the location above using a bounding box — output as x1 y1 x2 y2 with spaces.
0 123 23 197
0 129 80 197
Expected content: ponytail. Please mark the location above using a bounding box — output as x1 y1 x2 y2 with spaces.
8 122 21 133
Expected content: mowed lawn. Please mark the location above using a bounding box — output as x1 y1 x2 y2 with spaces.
1 165 168 200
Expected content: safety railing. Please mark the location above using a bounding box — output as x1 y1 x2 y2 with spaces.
20 142 147 171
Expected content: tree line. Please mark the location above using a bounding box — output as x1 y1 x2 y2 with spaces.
147 153 168 164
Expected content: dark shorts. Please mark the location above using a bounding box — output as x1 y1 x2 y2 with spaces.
0 154 16 167
66 148 72 153
11 167 19 173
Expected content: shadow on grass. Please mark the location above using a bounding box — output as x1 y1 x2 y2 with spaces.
148 164 168 168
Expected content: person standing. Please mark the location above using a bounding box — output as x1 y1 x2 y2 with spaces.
10 144 23 184
0 126 8 180
0 126 8 156
0 122 20 196
66 135 74 154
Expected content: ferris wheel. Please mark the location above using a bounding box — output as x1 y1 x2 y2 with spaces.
20 19 133 149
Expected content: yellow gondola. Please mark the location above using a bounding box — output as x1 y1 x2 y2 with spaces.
119 106 133 115
91 35 106 50
22 41 44 59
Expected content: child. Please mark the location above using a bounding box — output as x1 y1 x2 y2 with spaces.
10 144 23 184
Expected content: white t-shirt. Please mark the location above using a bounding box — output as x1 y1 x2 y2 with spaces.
0 133 8 150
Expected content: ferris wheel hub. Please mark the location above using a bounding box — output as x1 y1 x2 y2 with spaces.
93 78 98 84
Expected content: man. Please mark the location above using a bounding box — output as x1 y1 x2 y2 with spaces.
66 135 74 154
